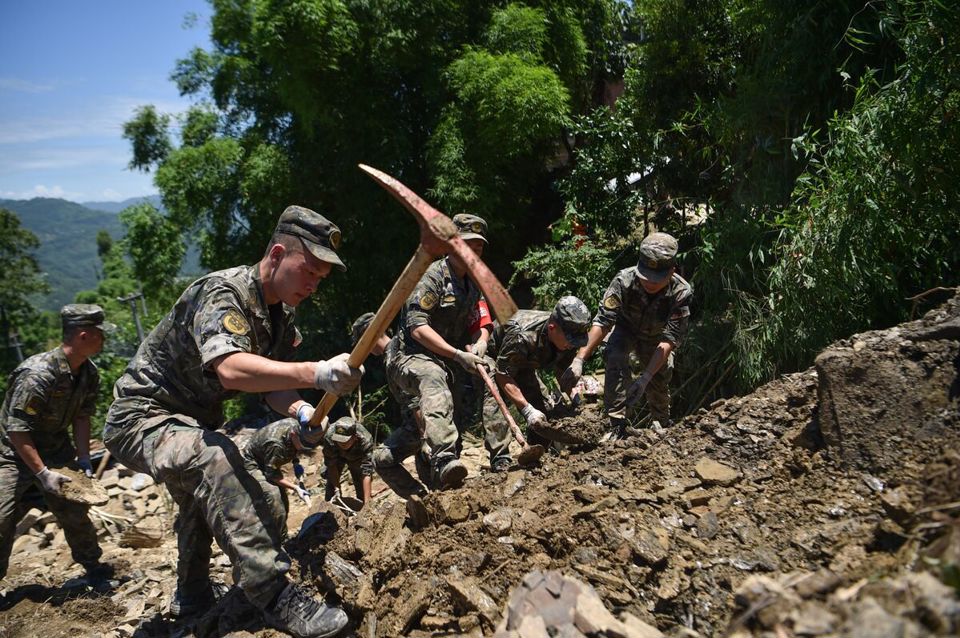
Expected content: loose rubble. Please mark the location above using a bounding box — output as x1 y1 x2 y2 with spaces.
2 295 959 637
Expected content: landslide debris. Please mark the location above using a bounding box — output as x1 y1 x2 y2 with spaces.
1 294 958 637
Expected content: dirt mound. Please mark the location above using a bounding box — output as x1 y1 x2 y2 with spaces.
2 295 958 637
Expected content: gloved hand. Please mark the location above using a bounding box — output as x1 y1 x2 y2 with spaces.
296 404 315 426
625 372 653 407
294 485 312 506
77 457 94 478
36 466 71 495
520 403 547 427
314 353 364 396
453 349 486 375
559 357 584 394
469 339 488 359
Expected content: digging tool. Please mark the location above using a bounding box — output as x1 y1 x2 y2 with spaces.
308 164 518 428
476 365 545 467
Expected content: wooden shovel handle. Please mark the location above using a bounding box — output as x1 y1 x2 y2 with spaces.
476 365 527 448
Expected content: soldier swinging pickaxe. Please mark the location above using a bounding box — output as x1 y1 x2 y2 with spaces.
304 164 518 429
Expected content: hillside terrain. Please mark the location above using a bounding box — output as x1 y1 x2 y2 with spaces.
0 294 958 637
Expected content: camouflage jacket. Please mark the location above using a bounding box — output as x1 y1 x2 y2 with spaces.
491 310 577 379
241 419 299 483
0 347 99 463
321 423 375 475
396 257 483 358
593 268 693 346
107 265 301 434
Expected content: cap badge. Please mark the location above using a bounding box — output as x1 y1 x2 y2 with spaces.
647 259 659 269
470 222 483 234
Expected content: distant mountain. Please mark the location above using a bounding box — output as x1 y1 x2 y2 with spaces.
80 194 163 214
0 198 125 310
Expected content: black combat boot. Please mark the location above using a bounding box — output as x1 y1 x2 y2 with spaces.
434 457 467 489
262 582 349 638
170 580 231 617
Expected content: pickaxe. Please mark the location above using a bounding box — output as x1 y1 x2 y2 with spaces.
307 164 518 428
476 365 545 467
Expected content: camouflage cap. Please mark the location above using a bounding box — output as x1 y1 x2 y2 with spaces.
61 304 115 332
452 213 488 244
274 205 346 272
550 296 591 348
636 232 678 284
329 416 358 443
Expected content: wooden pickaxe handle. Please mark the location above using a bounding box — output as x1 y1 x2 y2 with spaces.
308 164 518 428
476 365 528 448
310 246 433 425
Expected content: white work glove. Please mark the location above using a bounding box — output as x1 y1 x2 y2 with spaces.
453 349 486 375
469 339 489 359
559 357 584 394
36 466 71 495
314 353 364 396
294 485 312 507
77 457 94 478
520 404 547 427
625 372 653 407
296 404 326 447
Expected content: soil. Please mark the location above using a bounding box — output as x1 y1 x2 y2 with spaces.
2 295 958 637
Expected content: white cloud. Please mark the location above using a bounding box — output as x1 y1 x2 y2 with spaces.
99 188 123 200
0 146 130 173
0 77 56 93
0 184 85 200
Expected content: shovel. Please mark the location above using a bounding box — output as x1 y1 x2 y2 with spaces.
476 365 545 467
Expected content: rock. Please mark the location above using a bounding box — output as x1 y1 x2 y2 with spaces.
879 486 916 524
794 569 841 598
128 473 154 491
14 507 45 536
630 528 669 566
620 613 664 638
434 492 475 524
694 458 741 486
696 511 720 540
446 574 499 625
682 489 713 507
789 601 838 635
483 508 514 535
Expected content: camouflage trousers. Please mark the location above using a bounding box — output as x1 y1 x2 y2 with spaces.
324 462 366 501
373 412 431 498
242 459 290 541
482 369 552 449
0 456 101 579
104 417 289 608
604 327 675 425
388 353 511 470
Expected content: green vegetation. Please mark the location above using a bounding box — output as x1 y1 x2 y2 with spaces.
1 0 956 437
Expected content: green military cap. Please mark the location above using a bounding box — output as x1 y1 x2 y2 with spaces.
61 304 115 332
452 213 488 244
329 416 358 443
636 232 678 284
350 311 391 348
274 205 346 272
550 296 591 348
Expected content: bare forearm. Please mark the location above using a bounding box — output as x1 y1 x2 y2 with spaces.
362 475 372 502
411 325 458 359
212 352 315 393
9 432 44 473
266 390 309 418
275 476 297 491
576 325 609 360
642 342 674 377
495 372 528 409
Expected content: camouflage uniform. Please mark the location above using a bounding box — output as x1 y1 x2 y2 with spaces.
594 267 693 425
240 418 301 538
485 310 580 443
373 336 432 498
0 346 101 578
321 419 374 501
103 264 300 609
387 256 511 477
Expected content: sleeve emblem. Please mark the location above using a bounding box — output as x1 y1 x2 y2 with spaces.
419 291 439 310
603 295 621 310
24 395 43 416
223 309 251 335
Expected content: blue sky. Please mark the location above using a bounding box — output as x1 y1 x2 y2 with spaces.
0 1 210 203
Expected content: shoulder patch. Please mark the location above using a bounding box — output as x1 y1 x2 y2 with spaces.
24 395 43 416
603 295 621 310
223 309 250 335
419 291 439 310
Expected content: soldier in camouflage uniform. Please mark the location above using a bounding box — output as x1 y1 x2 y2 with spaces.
240 417 315 539
387 214 511 490
0 305 114 584
561 232 693 438
103 206 362 638
486 296 591 445
321 417 374 505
